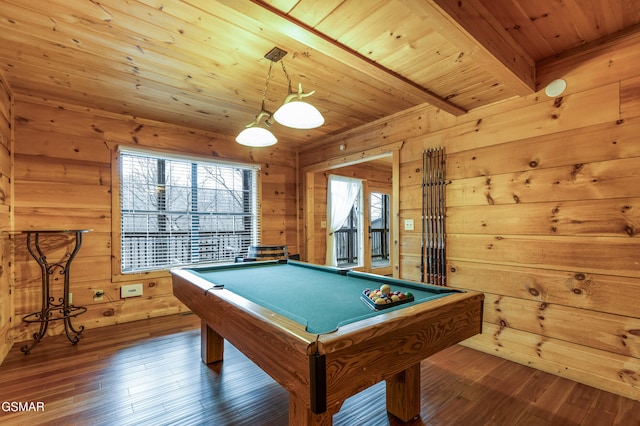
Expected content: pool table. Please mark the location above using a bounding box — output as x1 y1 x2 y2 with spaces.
171 260 483 425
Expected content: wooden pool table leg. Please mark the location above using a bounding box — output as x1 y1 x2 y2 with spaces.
385 362 421 422
289 393 334 426
201 320 224 364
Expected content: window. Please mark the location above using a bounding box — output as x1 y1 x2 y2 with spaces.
370 192 390 267
335 200 359 266
119 149 260 272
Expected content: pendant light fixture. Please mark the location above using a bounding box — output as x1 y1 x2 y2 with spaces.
235 59 278 147
235 47 324 147
235 121 277 147
273 60 325 129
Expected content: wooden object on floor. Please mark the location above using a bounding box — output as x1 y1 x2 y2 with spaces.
247 244 288 261
0 313 638 426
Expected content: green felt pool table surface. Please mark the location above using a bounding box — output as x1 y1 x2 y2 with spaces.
186 260 462 334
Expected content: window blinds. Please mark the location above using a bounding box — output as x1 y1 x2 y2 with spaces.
119 149 260 272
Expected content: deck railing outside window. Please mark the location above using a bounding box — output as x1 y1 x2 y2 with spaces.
335 228 358 265
370 227 389 260
121 231 251 272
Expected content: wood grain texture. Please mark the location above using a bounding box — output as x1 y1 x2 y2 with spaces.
448 260 640 319
0 0 637 151
481 0 640 62
448 198 640 237
385 363 421 422
172 266 483 425
299 30 640 401
10 97 299 344
464 323 640 401
0 70 12 364
318 292 484 413
0 0 639 410
621 75 640 118
1 314 638 425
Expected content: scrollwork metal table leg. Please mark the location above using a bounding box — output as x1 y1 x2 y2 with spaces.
20 230 89 354
61 231 86 343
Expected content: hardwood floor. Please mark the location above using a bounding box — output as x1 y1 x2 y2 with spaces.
0 313 638 426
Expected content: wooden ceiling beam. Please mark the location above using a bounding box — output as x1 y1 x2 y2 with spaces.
211 0 468 116
406 0 536 96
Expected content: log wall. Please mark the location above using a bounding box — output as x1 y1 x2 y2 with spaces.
0 16 637 402
0 71 13 362
299 32 640 399
9 98 299 345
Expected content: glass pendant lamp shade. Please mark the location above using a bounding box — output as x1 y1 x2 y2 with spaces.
235 47 325 146
235 126 277 147
273 101 325 129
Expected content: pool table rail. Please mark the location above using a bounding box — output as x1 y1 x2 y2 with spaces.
317 291 484 415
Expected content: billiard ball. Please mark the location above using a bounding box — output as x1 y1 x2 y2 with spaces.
380 284 391 295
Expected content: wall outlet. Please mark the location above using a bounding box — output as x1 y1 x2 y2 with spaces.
121 283 143 298
404 219 414 231
93 289 104 302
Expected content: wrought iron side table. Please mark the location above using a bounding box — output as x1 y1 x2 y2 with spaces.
20 229 91 354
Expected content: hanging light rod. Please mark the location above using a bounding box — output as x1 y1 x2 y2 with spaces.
235 46 325 147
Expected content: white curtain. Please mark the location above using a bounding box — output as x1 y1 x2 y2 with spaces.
326 174 361 266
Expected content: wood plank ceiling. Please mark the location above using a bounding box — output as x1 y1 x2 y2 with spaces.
0 0 639 151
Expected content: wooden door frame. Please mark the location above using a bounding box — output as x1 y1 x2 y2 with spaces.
301 141 402 277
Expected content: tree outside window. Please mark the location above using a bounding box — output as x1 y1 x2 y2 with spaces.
120 151 259 272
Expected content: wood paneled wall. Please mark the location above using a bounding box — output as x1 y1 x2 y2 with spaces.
0 71 13 362
0 17 637 403
299 32 640 399
8 99 298 345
